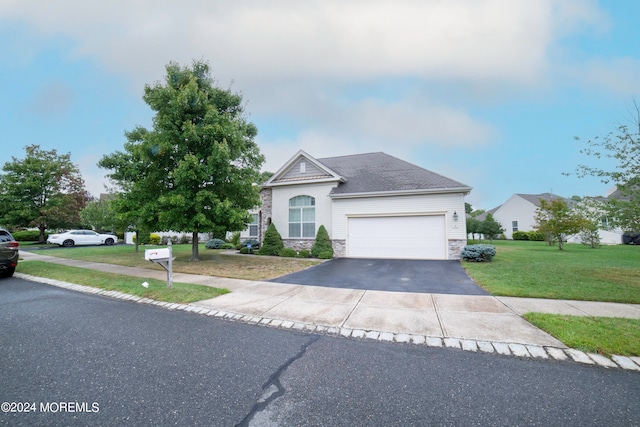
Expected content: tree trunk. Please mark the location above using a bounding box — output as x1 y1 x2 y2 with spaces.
39 225 46 244
134 230 139 253
190 231 200 261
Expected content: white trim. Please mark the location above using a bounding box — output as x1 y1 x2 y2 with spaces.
330 187 471 199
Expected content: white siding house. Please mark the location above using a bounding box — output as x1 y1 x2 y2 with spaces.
254 150 472 260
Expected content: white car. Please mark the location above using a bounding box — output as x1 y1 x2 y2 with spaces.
47 230 118 247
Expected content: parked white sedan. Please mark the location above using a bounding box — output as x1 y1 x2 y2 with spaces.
47 230 118 247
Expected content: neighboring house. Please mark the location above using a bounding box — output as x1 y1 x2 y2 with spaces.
485 192 624 244
244 150 471 260
482 193 566 240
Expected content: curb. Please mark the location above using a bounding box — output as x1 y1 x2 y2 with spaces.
15 272 640 372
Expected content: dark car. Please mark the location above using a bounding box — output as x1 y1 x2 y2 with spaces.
0 228 19 277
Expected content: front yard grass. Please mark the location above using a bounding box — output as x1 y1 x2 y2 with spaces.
35 243 322 281
462 241 640 303
17 261 228 304
523 313 640 357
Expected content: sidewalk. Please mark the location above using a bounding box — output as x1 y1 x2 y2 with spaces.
19 251 640 369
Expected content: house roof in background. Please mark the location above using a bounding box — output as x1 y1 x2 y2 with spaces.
515 193 566 206
317 152 471 196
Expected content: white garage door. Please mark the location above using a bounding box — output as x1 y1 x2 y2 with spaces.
347 215 446 260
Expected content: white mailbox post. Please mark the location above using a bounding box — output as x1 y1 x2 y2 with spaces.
145 240 174 288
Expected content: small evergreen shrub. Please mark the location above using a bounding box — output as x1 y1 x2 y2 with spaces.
239 246 254 254
222 243 235 249
297 249 311 258
257 224 284 256
512 231 529 240
279 248 297 257
312 225 333 258
230 232 241 247
205 238 227 249
461 244 496 262
318 250 333 259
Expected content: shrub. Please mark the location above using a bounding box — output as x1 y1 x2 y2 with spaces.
318 250 333 259
257 224 283 256
512 231 529 240
179 234 191 244
240 239 260 250
297 249 311 258
12 230 46 241
312 225 333 258
279 248 297 257
161 235 179 245
239 246 254 254
230 232 241 247
527 231 545 241
205 238 227 249
149 233 162 245
461 244 496 262
222 243 235 249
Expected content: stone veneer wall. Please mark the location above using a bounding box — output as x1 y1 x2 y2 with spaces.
448 239 466 260
259 188 272 243
282 239 314 252
331 239 346 257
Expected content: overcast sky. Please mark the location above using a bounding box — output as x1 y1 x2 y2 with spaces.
1 0 639 210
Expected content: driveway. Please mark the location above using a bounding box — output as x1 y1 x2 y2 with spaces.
269 258 489 295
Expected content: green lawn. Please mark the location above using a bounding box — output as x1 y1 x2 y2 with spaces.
523 313 640 357
33 243 321 281
462 240 640 303
18 261 228 304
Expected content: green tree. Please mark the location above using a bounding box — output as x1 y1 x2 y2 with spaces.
466 216 482 241
0 145 88 242
480 213 504 242
311 225 333 258
534 198 587 250
257 223 284 256
572 109 640 232
99 60 264 260
80 197 122 233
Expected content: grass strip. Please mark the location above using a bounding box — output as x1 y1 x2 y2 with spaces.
18 261 228 304
524 312 640 357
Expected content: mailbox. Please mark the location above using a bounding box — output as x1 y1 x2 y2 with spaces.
145 248 171 261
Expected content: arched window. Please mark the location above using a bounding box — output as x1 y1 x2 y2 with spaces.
289 196 315 238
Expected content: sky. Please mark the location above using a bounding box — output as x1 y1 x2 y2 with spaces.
1 0 639 211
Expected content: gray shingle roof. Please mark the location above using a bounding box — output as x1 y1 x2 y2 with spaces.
316 152 470 195
516 193 567 207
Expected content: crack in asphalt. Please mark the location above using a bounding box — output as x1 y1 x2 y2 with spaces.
236 335 321 427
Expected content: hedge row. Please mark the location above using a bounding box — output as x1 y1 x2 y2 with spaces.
512 230 544 241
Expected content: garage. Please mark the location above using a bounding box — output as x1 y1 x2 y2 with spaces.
347 215 447 260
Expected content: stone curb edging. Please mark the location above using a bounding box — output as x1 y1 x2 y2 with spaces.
16 272 640 372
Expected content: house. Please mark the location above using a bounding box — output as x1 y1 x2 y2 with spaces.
244 150 471 260
483 193 564 240
486 192 623 244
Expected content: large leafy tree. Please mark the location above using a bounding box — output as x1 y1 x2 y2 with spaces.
99 60 264 260
0 145 88 242
572 107 640 232
480 213 504 242
534 198 586 250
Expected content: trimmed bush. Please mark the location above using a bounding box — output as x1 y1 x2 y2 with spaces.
239 246 254 254
205 238 227 249
149 233 162 245
461 244 496 262
279 248 297 257
222 243 235 249
257 224 284 256
12 230 47 241
297 249 311 258
239 239 260 250
527 231 545 241
312 225 333 258
318 250 333 259
512 231 529 240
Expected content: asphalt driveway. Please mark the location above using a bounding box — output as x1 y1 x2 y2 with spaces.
269 258 489 295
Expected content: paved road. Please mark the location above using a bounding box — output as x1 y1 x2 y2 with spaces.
270 258 489 295
1 277 638 426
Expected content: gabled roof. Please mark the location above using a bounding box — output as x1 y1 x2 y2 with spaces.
264 151 471 197
263 150 343 187
318 152 471 198
515 193 566 207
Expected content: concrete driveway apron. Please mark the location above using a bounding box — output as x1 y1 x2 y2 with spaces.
269 258 489 295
